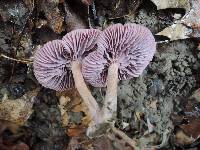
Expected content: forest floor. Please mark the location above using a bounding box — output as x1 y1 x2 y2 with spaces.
0 0 200 149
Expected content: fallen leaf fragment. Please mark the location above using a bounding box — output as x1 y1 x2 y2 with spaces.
58 95 71 127
151 0 190 12
181 0 200 29
58 90 92 128
66 127 86 137
175 129 195 145
38 0 64 33
0 138 29 150
189 88 200 102
0 120 20 134
0 120 30 150
0 89 38 125
156 24 192 41
179 117 200 139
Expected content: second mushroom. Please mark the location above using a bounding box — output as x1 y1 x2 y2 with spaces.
82 23 156 136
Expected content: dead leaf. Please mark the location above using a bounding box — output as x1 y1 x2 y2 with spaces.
179 117 200 139
0 120 30 150
57 89 92 128
151 0 190 12
156 24 192 41
0 89 38 125
37 0 64 33
66 127 86 137
189 88 200 102
0 120 20 134
181 0 200 29
58 95 71 127
175 129 195 145
156 0 200 41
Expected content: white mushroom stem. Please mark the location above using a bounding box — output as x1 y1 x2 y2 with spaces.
102 63 119 122
71 60 102 124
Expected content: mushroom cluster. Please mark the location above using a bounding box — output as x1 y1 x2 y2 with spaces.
33 23 156 137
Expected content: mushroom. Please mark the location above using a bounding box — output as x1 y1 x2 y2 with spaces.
82 23 156 128
34 29 102 124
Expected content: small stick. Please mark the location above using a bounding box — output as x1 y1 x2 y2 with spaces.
108 127 137 149
0 54 33 64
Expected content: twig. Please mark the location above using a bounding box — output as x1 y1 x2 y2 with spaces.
0 54 33 64
108 127 137 149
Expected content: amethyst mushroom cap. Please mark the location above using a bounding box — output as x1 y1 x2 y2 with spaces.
82 23 156 134
34 40 71 91
34 29 102 125
34 29 101 91
82 23 156 87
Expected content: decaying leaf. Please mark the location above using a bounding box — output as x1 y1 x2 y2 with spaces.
95 0 142 19
175 129 195 145
0 120 30 150
58 90 92 129
0 138 29 150
156 0 200 41
37 0 64 33
66 127 86 137
189 88 200 102
156 24 192 41
150 0 190 12
0 120 20 134
179 117 200 139
0 89 38 125
181 0 200 29
173 96 200 146
59 95 70 127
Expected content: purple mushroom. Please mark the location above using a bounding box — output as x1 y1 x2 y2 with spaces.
82 23 156 126
34 40 70 91
34 29 102 124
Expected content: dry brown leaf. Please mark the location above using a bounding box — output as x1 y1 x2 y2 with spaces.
151 0 190 12
0 120 20 134
0 89 39 125
156 24 192 41
37 0 64 33
58 89 92 127
66 127 86 137
179 117 200 139
175 129 195 145
189 88 200 102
